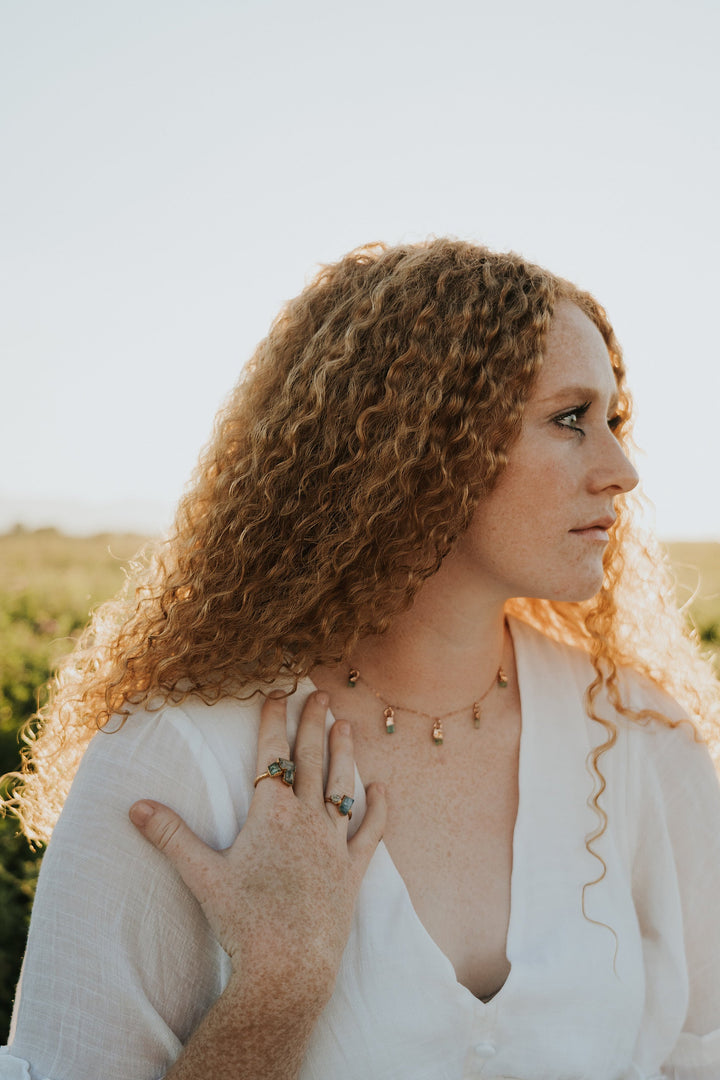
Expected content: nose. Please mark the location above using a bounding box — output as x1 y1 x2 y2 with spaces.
588 432 639 495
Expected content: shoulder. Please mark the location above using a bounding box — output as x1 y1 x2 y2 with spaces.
86 694 261 792
608 661 713 790
509 614 713 770
509 613 698 727
71 679 319 843
53 701 236 853
54 692 264 854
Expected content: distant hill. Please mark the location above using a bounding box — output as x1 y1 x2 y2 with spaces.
0 495 173 537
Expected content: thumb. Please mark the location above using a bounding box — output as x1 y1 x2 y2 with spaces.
129 799 220 903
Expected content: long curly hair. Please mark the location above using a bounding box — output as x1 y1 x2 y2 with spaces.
7 238 720 845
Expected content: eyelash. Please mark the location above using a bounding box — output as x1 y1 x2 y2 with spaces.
554 403 622 437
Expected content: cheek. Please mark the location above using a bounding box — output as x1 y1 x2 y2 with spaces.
470 442 576 552
495 463 563 527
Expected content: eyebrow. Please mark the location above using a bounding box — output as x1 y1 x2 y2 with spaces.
535 385 620 411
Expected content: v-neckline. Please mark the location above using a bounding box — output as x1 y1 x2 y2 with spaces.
305 615 529 1009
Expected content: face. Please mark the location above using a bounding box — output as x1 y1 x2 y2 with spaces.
452 300 639 603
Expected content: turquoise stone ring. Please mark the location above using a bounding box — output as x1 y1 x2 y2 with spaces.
254 757 296 787
325 793 355 820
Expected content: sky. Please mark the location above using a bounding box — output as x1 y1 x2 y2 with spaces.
1 0 718 539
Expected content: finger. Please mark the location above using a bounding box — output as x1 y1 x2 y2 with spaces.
292 690 330 802
348 781 387 876
253 692 294 797
323 719 356 827
129 800 221 906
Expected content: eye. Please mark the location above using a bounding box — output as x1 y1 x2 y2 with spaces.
554 402 590 435
607 414 622 432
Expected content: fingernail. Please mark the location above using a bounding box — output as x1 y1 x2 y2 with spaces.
335 719 350 735
129 801 155 827
268 689 285 700
316 691 330 707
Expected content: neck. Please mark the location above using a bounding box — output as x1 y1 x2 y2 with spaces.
351 569 509 710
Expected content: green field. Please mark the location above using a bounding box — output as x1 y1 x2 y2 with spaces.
664 541 720 647
0 527 718 1041
0 527 148 1040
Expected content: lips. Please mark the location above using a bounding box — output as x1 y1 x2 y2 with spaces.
570 516 616 532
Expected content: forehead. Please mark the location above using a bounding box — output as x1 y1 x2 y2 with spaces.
533 300 618 400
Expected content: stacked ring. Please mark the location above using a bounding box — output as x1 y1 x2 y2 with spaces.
325 793 354 820
254 758 296 787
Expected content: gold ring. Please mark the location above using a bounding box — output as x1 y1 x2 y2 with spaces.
254 758 295 787
325 793 354 819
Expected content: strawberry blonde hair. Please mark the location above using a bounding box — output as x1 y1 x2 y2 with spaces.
7 238 719 845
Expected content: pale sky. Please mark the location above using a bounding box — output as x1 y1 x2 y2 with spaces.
1 0 718 538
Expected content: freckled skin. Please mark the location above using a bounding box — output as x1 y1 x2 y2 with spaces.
450 300 639 604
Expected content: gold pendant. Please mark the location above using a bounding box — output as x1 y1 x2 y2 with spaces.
431 718 443 745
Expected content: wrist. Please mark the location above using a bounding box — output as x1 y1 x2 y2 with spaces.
223 958 336 1022
167 967 328 1080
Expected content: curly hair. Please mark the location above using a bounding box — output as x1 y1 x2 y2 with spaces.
7 238 719 845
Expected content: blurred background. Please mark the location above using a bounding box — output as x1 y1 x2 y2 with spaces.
1 0 718 1040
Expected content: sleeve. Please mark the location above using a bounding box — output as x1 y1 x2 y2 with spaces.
1 706 238 1080
628 710 720 1080
661 729 720 1080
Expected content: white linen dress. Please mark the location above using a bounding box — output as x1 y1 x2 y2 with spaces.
2 617 719 1080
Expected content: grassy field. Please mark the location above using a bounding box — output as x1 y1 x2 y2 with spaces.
0 527 150 775
0 527 149 1040
0 527 718 1041
665 541 720 646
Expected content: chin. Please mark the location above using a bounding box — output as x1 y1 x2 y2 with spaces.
527 569 606 604
565 584 604 603
557 574 606 603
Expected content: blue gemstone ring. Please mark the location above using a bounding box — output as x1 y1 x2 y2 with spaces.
254 758 296 788
325 793 354 820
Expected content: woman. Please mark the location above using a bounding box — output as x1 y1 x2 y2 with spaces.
2 240 719 1080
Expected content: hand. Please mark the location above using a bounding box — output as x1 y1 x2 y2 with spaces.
129 691 386 1008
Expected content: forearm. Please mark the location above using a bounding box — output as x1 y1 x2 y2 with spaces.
165 971 330 1080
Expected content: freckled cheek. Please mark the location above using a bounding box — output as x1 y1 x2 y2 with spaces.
507 476 560 530
528 460 574 507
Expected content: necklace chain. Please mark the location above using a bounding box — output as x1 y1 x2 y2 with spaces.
347 660 508 745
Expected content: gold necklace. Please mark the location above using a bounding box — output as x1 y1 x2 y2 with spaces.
346 663 508 745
